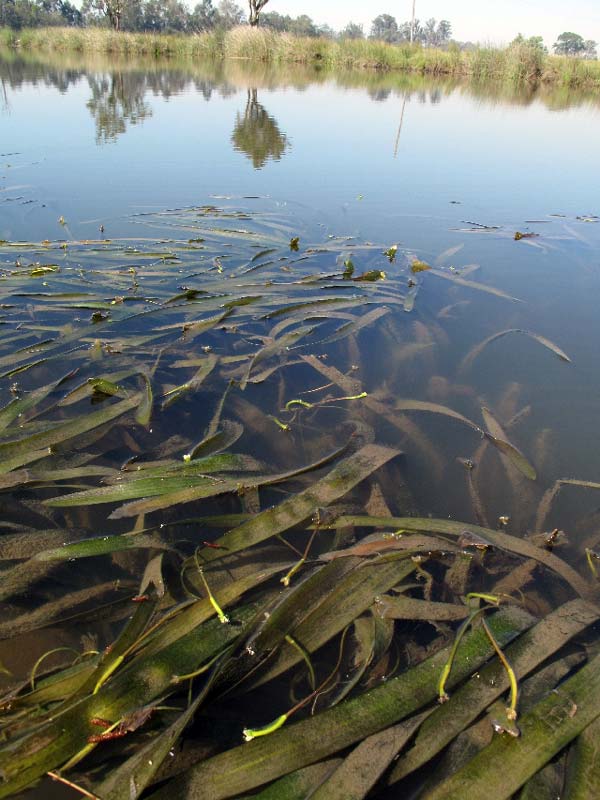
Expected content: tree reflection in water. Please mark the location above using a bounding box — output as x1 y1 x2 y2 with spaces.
231 88 289 169
86 72 152 144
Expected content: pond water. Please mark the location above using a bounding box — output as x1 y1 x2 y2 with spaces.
1 49 600 799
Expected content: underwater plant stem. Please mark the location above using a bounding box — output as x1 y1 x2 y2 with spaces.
197 565 229 624
481 617 519 718
48 772 101 800
438 608 485 702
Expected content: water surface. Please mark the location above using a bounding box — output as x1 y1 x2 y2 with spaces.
1 49 600 798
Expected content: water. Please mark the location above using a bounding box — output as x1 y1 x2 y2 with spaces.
1 48 600 798
5 51 597 507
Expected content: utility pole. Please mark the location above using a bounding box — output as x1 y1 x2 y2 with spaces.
410 0 416 43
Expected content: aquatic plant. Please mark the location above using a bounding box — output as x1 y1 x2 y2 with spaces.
0 203 599 798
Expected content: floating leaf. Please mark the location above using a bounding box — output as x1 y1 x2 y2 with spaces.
323 516 593 600
411 260 431 274
353 269 385 282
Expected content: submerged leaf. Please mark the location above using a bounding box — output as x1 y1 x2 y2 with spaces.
460 329 571 373
424 651 600 800
194 444 400 562
388 599 599 787
482 407 537 481
429 269 522 302
145 607 533 800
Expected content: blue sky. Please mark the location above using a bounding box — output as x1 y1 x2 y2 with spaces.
266 0 600 46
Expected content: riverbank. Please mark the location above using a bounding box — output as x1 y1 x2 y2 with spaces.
2 25 600 87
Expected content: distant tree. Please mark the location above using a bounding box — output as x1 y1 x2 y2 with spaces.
260 10 288 31
510 33 547 54
437 19 452 44
84 0 126 30
0 1 19 28
247 0 268 27
216 0 245 28
143 0 187 32
189 0 216 32
553 31 586 56
397 17 425 43
289 13 316 37
260 10 320 36
316 23 335 39
340 21 364 40
423 17 437 46
583 39 598 59
39 0 82 26
370 14 398 44
120 0 144 30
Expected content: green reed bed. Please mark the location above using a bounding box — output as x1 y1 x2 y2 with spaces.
3 25 600 86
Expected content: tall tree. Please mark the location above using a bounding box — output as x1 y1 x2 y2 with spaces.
553 31 586 56
247 0 268 27
340 21 364 40
423 17 437 46
289 14 316 37
437 19 452 44
216 0 244 28
84 0 126 30
370 14 398 44
260 10 289 31
190 0 216 32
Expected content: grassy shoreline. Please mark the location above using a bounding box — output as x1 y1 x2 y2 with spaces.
1 25 600 87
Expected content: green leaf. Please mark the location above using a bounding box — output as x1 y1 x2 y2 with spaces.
195 444 400 562
310 713 430 800
145 606 534 800
0 395 140 474
481 406 537 480
563 715 600 800
424 651 600 800
387 599 600 786
0 606 258 797
460 329 571 373
135 373 153 428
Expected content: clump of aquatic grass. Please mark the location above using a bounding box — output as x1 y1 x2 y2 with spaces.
505 40 545 82
1 25 222 59
468 46 508 80
543 54 600 87
0 27 18 47
223 24 278 62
